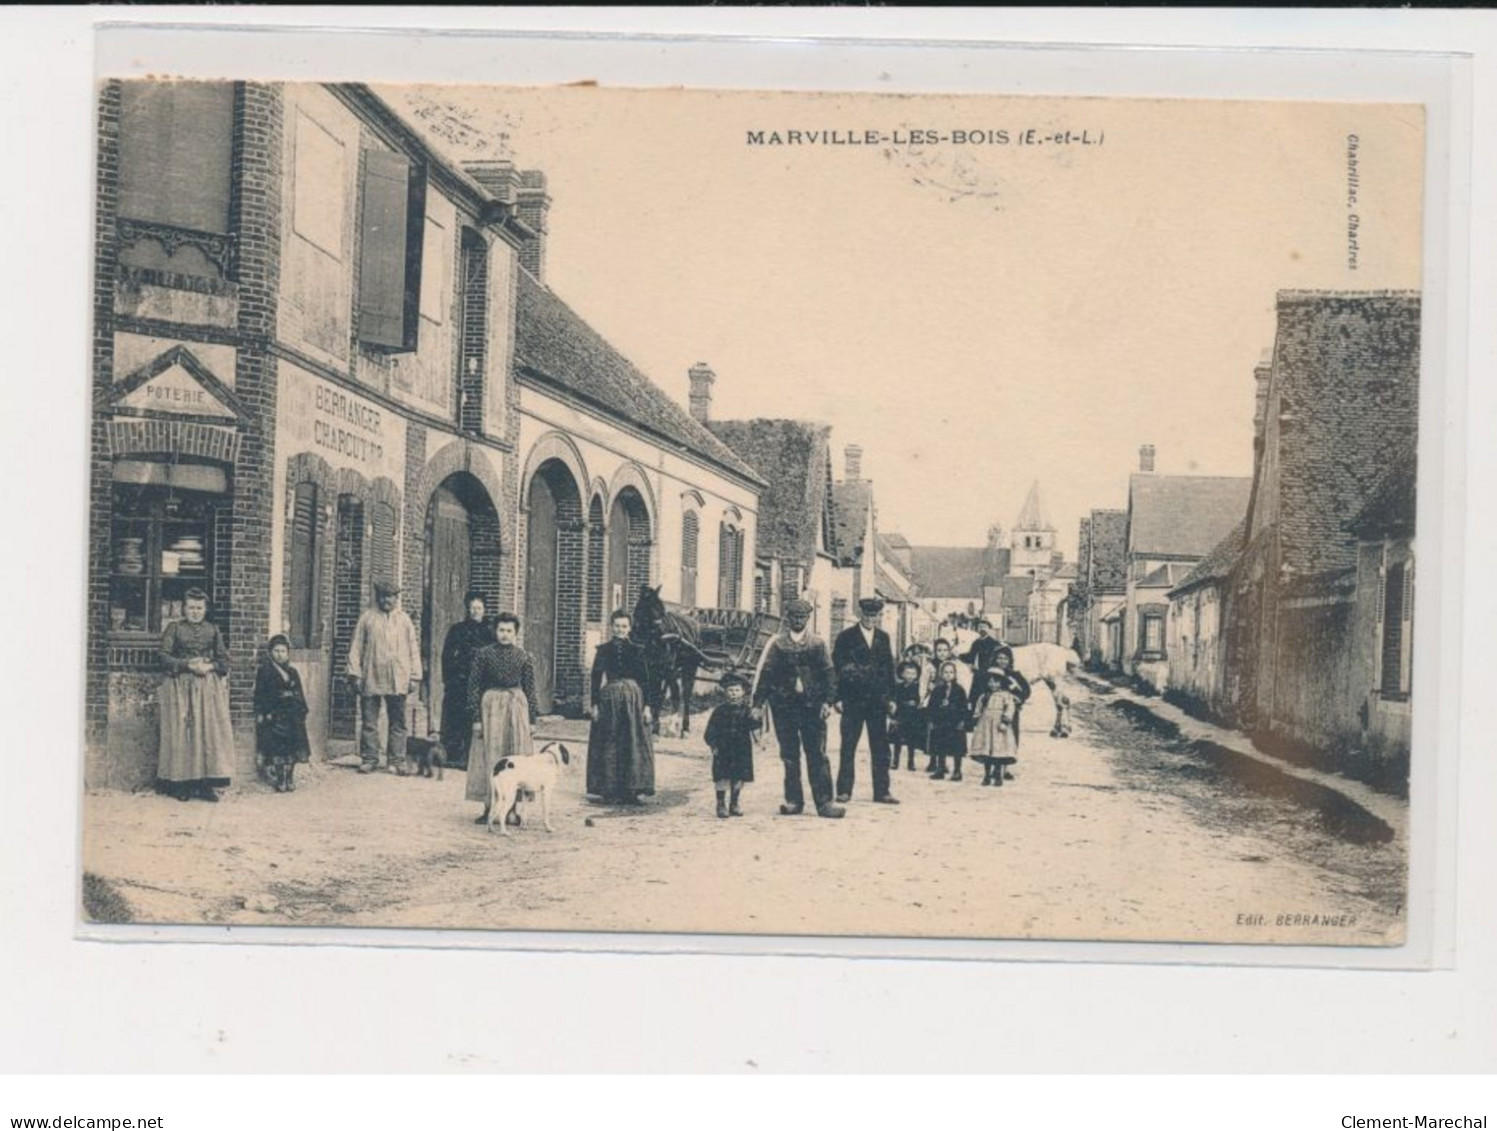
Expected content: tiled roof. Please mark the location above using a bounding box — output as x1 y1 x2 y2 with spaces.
1262 290 1420 575
1348 436 1418 541
907 546 998 598
1086 509 1128 594
1128 475 1252 559
881 532 911 551
830 480 873 565
1138 562 1198 589
707 419 831 563
874 561 915 602
514 273 764 486
1170 518 1247 596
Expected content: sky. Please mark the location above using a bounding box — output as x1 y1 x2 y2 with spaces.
380 85 1425 559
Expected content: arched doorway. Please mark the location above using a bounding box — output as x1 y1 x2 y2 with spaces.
526 459 584 714
423 471 501 735
607 485 652 617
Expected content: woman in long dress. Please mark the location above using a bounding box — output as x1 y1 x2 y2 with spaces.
158 588 235 802
253 633 311 792
464 611 539 824
439 591 493 770
586 610 656 805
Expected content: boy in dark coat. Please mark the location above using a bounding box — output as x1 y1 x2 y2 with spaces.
254 634 311 793
704 670 759 817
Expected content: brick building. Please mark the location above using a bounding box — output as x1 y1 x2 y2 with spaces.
1218 290 1420 760
1072 509 1128 667
87 81 762 788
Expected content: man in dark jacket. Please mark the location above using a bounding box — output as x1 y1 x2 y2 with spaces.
751 598 844 819
832 596 899 805
960 619 1004 687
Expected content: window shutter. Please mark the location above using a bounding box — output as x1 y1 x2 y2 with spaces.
358 150 426 351
1399 558 1414 695
1380 559 1405 695
289 482 319 648
681 511 698 608
370 501 397 593
1372 544 1387 691
118 81 235 234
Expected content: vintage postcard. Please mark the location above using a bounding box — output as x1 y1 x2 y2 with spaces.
80 79 1425 948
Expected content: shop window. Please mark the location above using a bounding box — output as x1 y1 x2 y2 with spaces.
357 149 428 352
288 481 322 648
108 476 222 636
680 510 699 608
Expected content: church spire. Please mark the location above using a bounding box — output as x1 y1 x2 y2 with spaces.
1014 480 1054 532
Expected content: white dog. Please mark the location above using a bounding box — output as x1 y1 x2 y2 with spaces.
487 742 571 836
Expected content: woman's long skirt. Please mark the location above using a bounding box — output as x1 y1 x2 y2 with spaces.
586 679 655 799
158 672 235 784
465 687 535 804
441 685 476 768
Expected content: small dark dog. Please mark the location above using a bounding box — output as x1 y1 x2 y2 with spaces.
406 735 445 780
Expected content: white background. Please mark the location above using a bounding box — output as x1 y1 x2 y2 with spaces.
2 4 1494 1110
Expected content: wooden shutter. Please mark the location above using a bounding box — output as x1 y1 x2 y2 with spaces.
358 150 426 351
1399 558 1414 695
289 482 319 648
1380 559 1405 695
680 511 698 608
717 523 731 609
370 501 397 592
118 81 235 234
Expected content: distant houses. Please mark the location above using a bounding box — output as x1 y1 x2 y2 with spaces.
1090 288 1423 774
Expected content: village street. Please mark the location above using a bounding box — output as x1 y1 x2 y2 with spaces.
82 678 1406 946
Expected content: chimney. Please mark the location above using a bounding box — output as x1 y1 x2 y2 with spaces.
514 170 551 282
687 362 715 423
1253 348 1273 444
464 158 520 209
1139 444 1156 474
844 444 863 482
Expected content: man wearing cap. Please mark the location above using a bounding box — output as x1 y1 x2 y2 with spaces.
832 596 899 805
347 580 423 775
960 619 1005 690
750 598 844 818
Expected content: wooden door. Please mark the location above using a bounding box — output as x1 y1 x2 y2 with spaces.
608 494 630 618
425 486 471 734
526 475 560 713
329 496 365 740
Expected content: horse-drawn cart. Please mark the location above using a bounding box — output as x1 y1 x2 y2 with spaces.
686 606 781 689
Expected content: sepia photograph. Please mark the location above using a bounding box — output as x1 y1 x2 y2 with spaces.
79 77 1426 948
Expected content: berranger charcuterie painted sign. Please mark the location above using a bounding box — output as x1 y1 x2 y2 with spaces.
81 75 1431 953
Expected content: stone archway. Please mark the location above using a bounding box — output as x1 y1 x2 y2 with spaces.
423 470 502 735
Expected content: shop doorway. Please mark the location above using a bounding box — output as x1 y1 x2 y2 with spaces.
422 472 501 736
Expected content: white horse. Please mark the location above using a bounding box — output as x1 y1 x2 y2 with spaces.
1009 643 1081 737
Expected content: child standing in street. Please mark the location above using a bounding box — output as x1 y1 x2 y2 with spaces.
704 670 759 818
924 660 969 780
969 667 1018 787
888 660 926 771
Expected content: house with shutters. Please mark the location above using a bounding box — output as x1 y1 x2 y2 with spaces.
1214 290 1420 765
701 405 854 643
1121 448 1252 687
86 80 762 789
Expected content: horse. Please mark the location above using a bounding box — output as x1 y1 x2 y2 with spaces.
631 584 713 736
1008 643 1082 738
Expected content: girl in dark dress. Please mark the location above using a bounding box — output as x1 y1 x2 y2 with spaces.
587 610 656 804
990 645 1033 765
254 634 311 793
924 660 969 781
439 591 493 770
703 670 759 817
887 660 926 772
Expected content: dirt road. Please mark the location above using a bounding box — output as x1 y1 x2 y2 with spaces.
82 681 1406 945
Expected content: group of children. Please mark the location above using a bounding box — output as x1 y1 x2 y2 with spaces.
702 636 1034 817
888 639 1032 788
